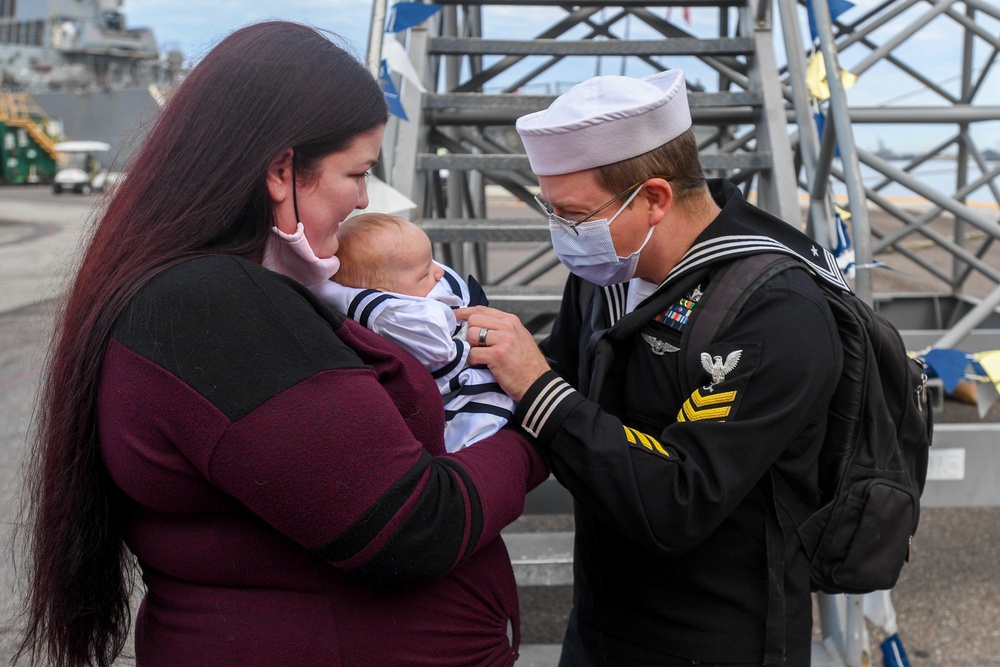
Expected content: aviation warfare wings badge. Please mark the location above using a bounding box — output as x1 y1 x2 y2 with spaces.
642 333 680 355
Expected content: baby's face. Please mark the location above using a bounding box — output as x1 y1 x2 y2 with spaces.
385 222 445 297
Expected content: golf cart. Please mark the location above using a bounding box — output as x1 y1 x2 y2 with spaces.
52 141 113 194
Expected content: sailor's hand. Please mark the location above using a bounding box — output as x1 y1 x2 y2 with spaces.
455 305 551 402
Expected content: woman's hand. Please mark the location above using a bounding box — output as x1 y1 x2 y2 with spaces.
455 306 552 402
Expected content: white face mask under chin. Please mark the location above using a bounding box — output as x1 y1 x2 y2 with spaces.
262 222 342 287
549 185 653 286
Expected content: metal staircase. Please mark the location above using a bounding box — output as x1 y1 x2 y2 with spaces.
379 0 807 334
376 0 1000 350
0 92 62 161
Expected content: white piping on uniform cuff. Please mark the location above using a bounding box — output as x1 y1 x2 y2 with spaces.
521 377 576 437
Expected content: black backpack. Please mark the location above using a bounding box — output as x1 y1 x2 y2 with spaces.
682 252 933 595
681 252 933 665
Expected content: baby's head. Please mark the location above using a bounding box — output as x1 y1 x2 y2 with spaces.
335 213 445 297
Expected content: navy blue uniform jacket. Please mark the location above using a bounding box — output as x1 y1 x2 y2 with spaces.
513 179 845 663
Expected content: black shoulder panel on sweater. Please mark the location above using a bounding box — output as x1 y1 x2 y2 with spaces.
111 255 365 421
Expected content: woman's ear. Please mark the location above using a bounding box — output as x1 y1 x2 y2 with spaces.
644 177 673 225
266 148 295 203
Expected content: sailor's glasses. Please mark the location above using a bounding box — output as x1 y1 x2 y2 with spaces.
533 177 667 236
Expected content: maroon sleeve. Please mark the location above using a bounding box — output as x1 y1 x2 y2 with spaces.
102 255 547 584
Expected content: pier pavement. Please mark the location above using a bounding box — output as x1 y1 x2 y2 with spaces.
0 185 995 666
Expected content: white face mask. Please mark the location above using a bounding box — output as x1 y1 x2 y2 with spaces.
261 222 341 287
548 185 653 286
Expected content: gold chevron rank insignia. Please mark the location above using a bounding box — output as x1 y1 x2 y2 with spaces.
677 388 738 422
623 426 671 458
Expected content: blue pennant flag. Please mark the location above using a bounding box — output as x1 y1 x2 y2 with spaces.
813 111 841 158
378 60 408 121
386 2 443 33
807 0 856 41
880 633 912 667
923 348 972 395
832 207 851 256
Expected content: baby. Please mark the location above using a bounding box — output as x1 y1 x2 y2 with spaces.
310 212 514 452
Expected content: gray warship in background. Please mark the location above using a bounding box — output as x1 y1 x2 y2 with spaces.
0 0 184 178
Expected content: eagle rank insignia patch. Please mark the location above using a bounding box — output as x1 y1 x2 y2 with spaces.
700 350 742 390
676 348 745 423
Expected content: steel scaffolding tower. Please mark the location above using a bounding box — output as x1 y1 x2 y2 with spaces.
375 0 999 350
380 0 800 333
796 0 1000 349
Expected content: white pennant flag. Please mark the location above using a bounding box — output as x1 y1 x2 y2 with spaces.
349 176 417 219
381 38 427 93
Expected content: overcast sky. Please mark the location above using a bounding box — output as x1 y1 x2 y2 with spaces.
125 0 375 62
121 0 999 153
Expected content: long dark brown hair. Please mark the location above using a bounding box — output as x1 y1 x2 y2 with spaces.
14 21 387 666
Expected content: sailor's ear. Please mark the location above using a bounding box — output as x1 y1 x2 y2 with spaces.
644 177 673 225
266 148 295 203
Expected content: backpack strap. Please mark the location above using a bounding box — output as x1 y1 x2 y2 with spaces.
679 251 810 667
680 252 802 391
764 475 788 667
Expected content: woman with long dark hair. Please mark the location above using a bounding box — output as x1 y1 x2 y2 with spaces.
15 21 547 667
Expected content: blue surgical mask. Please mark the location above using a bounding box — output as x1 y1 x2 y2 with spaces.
548 185 653 286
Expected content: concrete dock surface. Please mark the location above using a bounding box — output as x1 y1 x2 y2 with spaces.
0 185 996 665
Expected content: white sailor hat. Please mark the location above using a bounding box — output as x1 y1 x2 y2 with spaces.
515 69 691 176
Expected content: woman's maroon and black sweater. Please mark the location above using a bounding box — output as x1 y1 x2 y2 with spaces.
97 255 548 666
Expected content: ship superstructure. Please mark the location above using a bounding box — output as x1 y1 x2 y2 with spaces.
0 0 178 91
0 1 185 167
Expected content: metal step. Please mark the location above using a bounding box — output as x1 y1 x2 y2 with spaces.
515 645 562 666
485 284 564 317
418 152 772 173
433 0 746 6
421 217 550 243
424 91 764 125
426 91 761 110
429 36 753 57
503 530 574 586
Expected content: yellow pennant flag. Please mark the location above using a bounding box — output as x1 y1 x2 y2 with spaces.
806 52 859 102
974 350 1000 389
